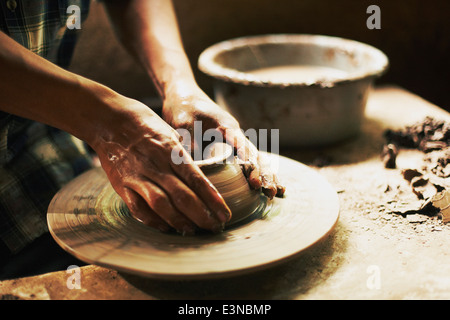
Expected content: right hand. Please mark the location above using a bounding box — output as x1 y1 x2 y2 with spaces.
89 97 231 235
162 87 286 199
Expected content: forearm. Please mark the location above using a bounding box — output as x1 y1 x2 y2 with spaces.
0 10 234 232
103 0 198 99
0 31 139 147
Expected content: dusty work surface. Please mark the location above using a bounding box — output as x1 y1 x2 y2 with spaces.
1 85 449 300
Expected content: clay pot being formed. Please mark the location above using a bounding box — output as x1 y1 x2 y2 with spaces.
195 142 262 226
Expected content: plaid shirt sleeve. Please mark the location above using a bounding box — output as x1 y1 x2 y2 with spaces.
0 0 90 68
0 0 93 261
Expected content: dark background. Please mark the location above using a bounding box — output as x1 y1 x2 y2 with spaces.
70 0 450 111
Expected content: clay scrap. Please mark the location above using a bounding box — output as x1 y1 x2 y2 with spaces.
381 117 450 223
381 143 398 169
401 168 445 200
384 116 449 155
432 189 450 223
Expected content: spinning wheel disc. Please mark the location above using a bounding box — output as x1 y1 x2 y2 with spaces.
47 153 339 279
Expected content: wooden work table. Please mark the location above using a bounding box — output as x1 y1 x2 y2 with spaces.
1 85 449 300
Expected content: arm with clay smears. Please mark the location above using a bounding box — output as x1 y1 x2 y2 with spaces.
0 30 229 235
102 0 285 198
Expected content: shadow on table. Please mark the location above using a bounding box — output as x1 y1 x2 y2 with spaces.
119 220 348 299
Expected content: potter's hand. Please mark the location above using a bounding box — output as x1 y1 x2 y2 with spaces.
162 89 286 199
91 97 231 235
0 25 231 235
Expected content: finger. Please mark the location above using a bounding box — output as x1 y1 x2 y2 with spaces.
120 187 171 232
155 172 227 232
224 128 258 169
258 153 279 199
248 165 263 190
126 178 198 236
261 176 277 199
169 144 232 225
224 128 261 188
273 174 286 197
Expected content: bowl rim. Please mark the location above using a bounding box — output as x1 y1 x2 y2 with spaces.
194 142 234 168
197 33 389 88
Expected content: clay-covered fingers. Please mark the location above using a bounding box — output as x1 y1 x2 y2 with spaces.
224 128 262 189
116 168 228 235
120 187 171 232
258 152 286 199
123 179 202 236
224 128 286 198
104 139 230 234
273 174 286 197
168 145 232 228
223 128 287 197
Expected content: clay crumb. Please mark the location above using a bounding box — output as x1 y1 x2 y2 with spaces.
381 143 398 169
401 168 423 182
432 190 450 223
381 117 449 225
384 116 449 153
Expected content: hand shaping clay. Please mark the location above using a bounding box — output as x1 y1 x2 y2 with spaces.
195 143 262 226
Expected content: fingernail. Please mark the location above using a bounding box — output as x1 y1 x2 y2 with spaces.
217 209 231 223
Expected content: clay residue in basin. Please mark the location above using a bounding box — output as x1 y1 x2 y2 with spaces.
246 65 349 85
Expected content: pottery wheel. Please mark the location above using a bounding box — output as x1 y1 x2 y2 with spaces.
47 153 339 279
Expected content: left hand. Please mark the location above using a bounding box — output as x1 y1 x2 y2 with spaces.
162 87 285 199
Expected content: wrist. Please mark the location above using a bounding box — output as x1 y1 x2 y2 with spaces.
72 79 152 150
162 75 201 100
162 76 216 113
